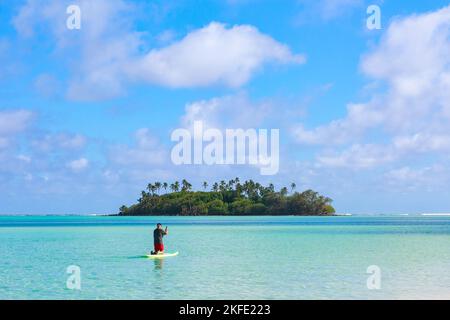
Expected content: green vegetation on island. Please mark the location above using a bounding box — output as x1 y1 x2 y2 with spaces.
119 178 335 216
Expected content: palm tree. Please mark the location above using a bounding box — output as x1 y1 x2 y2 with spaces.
174 181 180 192
227 179 235 191
290 182 296 193
212 182 219 192
202 181 208 190
235 182 242 197
162 182 168 193
255 182 262 199
155 182 161 194
219 180 226 192
280 187 288 197
147 183 157 195
181 179 192 192
242 180 250 197
139 190 148 202
244 180 257 200
119 205 127 214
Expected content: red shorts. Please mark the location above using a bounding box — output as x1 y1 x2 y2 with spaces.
154 243 164 252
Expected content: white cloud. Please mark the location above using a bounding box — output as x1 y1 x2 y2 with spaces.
13 1 304 100
317 144 396 169
384 165 450 192
155 29 177 44
66 157 89 172
361 5 450 132
293 5 450 168
127 22 305 88
393 133 450 153
65 0 142 100
0 109 34 149
31 133 87 152
293 102 383 145
110 128 167 166
102 128 174 186
316 131 450 169
0 109 92 190
13 0 142 100
17 154 31 163
0 109 33 136
100 94 281 183
181 93 271 131
386 166 428 183
12 0 43 38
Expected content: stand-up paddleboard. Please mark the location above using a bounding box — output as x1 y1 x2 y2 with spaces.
145 251 179 259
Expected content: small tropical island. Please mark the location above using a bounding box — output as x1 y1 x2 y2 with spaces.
118 178 335 216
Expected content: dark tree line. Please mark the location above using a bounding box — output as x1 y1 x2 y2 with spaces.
119 178 335 216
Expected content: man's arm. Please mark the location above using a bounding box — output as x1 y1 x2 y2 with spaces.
164 226 169 235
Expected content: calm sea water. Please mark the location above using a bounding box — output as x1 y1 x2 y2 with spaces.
1 215 450 300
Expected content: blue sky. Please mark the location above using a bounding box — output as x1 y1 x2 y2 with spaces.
1 0 450 214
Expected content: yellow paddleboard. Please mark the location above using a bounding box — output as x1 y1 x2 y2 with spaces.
145 251 179 259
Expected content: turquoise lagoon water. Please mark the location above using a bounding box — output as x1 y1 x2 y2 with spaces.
1 215 450 299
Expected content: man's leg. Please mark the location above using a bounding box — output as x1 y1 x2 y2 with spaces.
153 243 159 255
155 243 164 254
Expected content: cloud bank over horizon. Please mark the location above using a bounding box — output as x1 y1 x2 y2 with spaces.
1 0 450 214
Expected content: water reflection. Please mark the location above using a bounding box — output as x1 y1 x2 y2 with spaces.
154 258 163 271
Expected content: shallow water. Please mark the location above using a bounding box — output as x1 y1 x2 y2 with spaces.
1 215 450 299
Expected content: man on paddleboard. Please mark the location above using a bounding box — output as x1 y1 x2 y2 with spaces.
152 223 168 254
